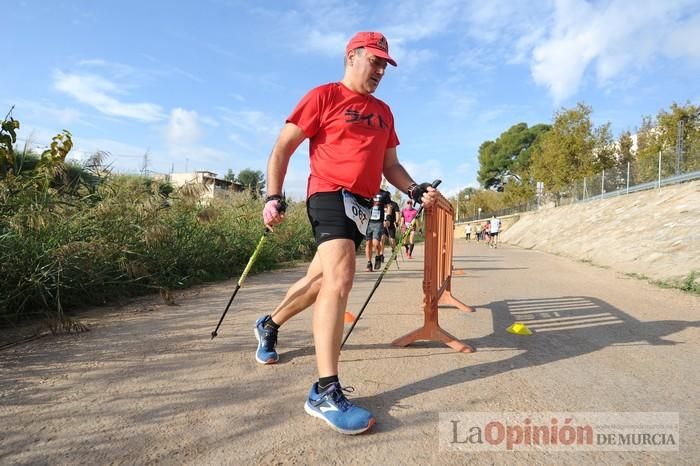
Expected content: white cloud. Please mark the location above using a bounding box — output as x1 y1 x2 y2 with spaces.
530 0 700 102
303 29 348 56
54 70 165 122
665 11 700 60
228 132 253 151
434 88 477 119
456 162 471 175
200 115 219 127
368 0 699 103
16 99 84 126
76 59 135 78
219 108 282 139
70 136 148 165
142 54 203 83
170 145 231 173
166 108 202 147
402 159 443 183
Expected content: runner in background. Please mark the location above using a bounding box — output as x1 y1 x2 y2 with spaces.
383 196 400 255
489 215 501 248
365 188 391 271
401 199 419 258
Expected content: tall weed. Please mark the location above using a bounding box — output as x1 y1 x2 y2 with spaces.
1 168 314 331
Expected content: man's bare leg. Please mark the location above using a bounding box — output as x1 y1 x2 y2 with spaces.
365 238 374 270
304 238 375 434
269 252 323 325
255 252 322 364
312 238 356 377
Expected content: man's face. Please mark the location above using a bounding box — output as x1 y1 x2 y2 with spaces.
349 49 388 94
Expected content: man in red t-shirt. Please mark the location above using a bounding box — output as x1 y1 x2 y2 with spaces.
257 31 440 435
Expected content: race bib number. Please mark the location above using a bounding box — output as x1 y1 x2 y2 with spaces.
370 206 382 221
342 190 370 235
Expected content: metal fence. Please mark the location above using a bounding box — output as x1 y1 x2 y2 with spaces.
556 148 699 205
460 149 700 222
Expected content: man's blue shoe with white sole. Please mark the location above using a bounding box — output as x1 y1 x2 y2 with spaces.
254 315 279 364
304 382 375 435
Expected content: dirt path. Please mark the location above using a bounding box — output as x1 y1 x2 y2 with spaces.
1 240 698 465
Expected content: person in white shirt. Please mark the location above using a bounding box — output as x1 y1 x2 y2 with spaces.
489 216 501 248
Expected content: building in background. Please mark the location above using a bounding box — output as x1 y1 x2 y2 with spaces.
155 171 243 201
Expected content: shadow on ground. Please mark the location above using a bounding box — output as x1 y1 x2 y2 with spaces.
344 295 700 432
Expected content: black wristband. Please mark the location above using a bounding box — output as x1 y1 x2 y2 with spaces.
265 195 283 203
408 182 432 203
406 183 418 198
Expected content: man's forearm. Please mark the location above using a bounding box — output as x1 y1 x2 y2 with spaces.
266 147 290 196
265 123 306 197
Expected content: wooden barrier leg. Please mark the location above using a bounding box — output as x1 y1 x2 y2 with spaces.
392 311 475 353
438 290 475 312
392 322 474 353
431 326 475 353
391 326 429 347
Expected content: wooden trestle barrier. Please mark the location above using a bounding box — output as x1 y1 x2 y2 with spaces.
392 195 475 353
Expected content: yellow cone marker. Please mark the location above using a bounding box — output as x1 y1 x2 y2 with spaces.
506 322 532 336
344 311 356 324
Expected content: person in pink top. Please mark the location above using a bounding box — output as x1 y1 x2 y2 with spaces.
400 199 419 258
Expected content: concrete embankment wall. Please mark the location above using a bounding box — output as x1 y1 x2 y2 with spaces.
502 181 699 282
460 180 700 282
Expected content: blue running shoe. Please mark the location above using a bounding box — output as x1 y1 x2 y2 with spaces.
304 382 375 435
254 315 279 364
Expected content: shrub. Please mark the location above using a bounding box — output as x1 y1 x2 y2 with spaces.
0 117 314 331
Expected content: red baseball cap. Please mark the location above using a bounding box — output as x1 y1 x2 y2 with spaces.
345 31 397 67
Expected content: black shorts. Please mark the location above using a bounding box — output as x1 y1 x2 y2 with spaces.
384 224 396 238
307 191 369 249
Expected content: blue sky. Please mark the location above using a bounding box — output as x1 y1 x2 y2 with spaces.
5 0 700 198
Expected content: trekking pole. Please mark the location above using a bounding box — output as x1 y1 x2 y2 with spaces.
340 179 441 349
210 229 270 339
393 240 400 271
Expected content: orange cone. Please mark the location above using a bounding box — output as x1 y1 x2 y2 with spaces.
344 311 356 324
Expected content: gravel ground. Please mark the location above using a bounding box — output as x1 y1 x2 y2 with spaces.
1 240 698 465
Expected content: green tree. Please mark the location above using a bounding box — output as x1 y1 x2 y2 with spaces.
450 187 507 220
608 130 636 189
530 103 612 200
224 168 235 182
236 168 265 196
635 115 661 182
635 102 700 182
657 102 700 173
618 130 634 165
477 122 550 190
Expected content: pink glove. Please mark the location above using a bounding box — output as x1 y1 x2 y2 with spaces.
263 199 284 227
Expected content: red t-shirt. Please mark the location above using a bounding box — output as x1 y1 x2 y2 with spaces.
287 82 399 199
